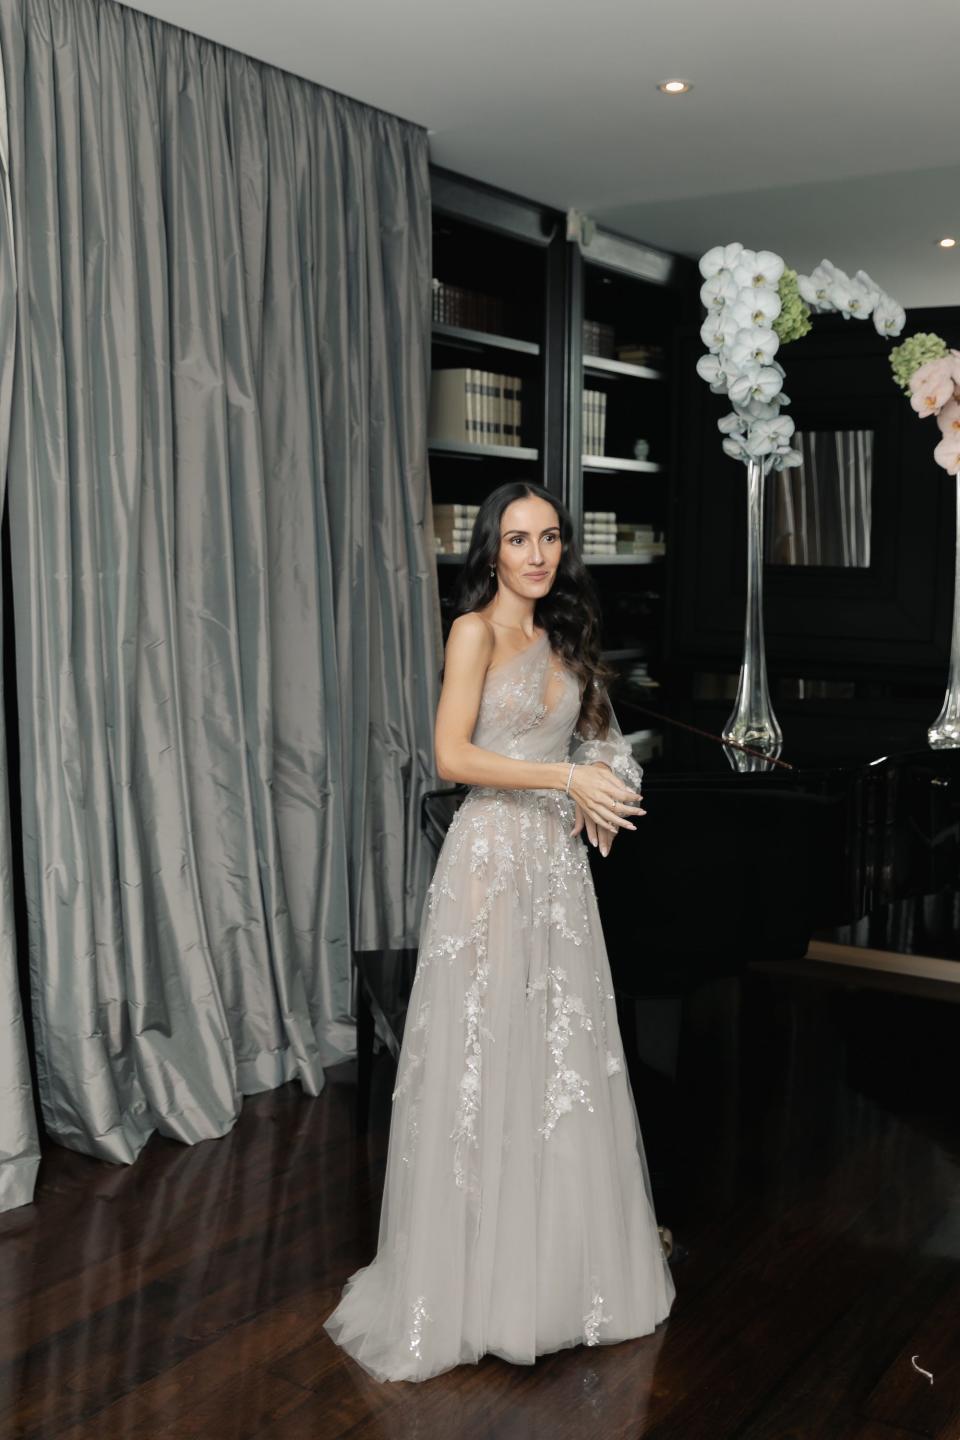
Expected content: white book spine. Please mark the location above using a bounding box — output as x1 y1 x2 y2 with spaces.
466 368 477 445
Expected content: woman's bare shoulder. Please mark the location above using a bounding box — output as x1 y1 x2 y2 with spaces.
446 611 495 660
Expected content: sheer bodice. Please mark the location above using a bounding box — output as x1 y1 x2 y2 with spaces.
469 629 582 765
470 627 646 784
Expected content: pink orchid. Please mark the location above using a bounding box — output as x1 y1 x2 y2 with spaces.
910 356 957 417
937 398 960 437
933 431 960 474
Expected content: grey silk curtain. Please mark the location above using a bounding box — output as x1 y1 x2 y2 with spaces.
0 0 441 1208
0 36 40 1213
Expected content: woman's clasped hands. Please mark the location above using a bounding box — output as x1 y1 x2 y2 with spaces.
567 762 646 858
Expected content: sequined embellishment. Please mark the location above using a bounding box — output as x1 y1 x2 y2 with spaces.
536 964 596 1139
408 1295 431 1360
392 1000 430 1166
583 1287 611 1345
450 948 492 1188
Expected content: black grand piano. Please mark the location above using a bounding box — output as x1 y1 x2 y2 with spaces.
588 693 960 984
352 694 960 1131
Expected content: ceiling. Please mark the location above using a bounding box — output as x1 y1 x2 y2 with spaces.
121 0 960 308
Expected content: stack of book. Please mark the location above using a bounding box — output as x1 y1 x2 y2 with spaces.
582 390 607 456
429 369 523 447
433 502 479 555
617 523 665 560
615 341 664 368
583 319 616 358
583 510 617 556
432 280 505 335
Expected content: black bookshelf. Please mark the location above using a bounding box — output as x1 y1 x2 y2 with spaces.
427 167 565 600
566 223 697 703
427 166 698 718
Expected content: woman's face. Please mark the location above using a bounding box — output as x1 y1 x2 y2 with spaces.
495 495 562 599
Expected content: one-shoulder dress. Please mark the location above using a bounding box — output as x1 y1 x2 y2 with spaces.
323 630 676 1380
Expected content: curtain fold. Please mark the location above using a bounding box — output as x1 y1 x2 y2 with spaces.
766 428 874 567
0 0 440 1190
0 23 41 1213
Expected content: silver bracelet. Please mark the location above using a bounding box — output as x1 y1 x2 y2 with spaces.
564 761 576 795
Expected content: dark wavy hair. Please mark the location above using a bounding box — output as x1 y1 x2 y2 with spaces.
445 480 617 740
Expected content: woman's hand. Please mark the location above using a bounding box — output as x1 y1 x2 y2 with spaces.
567 761 645 855
571 807 619 857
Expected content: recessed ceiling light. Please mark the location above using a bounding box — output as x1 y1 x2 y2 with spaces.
938 236 957 249
657 79 692 95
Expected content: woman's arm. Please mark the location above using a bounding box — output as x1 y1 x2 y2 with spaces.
434 613 570 791
434 617 644 838
568 688 646 854
569 691 645 792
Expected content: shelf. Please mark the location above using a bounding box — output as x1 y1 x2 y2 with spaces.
582 455 662 474
430 438 539 461
433 323 540 357
583 355 663 382
584 553 664 565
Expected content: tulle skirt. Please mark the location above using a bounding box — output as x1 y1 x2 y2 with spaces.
324 785 676 1381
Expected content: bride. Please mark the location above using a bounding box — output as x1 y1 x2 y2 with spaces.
324 480 676 1381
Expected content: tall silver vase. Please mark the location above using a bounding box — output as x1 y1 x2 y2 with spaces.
723 456 783 754
928 474 960 749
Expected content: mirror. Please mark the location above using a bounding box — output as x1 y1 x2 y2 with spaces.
764 429 874 568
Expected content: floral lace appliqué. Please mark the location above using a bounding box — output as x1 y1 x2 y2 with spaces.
531 964 597 1139
450 947 494 1189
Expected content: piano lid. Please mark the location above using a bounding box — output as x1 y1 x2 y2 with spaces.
620 694 960 784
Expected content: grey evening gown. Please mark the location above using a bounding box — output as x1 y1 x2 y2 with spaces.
323 629 676 1380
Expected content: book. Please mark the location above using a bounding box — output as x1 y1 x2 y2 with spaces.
428 368 469 440
432 280 506 334
615 342 664 367
583 388 606 455
434 503 480 516
583 319 616 358
434 517 475 537
506 376 522 446
430 370 521 446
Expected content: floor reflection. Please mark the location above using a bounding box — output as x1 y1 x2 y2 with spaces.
3 962 959 1439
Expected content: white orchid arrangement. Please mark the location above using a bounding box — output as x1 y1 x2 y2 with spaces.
697 244 906 472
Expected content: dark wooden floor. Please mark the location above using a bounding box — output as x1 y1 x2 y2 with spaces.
3 958 960 1439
